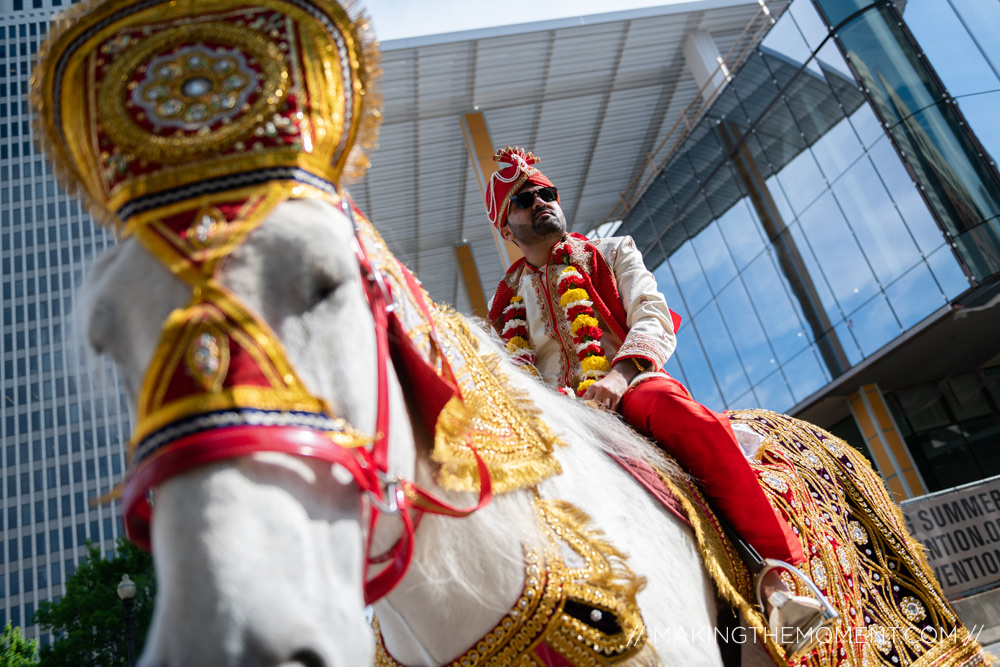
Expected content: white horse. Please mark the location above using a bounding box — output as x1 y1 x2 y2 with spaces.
82 197 741 667
82 197 985 667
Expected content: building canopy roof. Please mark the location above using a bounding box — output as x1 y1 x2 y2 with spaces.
351 0 788 310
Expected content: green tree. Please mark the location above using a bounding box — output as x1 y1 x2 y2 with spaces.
35 538 155 667
0 622 38 667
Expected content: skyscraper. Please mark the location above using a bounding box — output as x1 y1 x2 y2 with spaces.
1 0 131 643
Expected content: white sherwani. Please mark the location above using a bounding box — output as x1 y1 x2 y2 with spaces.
491 234 676 391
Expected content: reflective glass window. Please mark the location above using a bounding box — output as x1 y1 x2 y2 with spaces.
685 123 726 188
756 100 807 169
782 345 829 403
788 0 829 52
716 198 766 271
661 155 697 209
838 7 941 126
832 156 921 286
692 302 750 405
947 1 1000 81
674 325 724 411
865 137 945 256
847 294 901 356
925 245 970 301
883 261 947 330
890 103 1000 237
664 354 687 388
787 69 852 146
776 147 826 215
903 0 1000 98
742 251 808 364
816 40 853 83
641 178 673 222
828 322 863 367
691 222 737 296
786 220 841 324
680 190 717 243
707 160 746 213
848 104 884 149
624 206 658 258
814 0 882 28
810 116 864 182
797 192 878 315
753 370 795 414
731 53 781 122
668 241 712 316
652 260 688 321
716 277 776 384
764 174 795 223
951 217 1000 280
761 9 812 69
956 91 1000 168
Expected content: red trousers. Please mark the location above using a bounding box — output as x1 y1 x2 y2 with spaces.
620 375 804 565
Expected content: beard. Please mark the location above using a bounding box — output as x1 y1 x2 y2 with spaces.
510 206 567 245
531 210 564 236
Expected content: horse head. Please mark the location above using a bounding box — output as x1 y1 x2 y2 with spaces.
83 198 407 666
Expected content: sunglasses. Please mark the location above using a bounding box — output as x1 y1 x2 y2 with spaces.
511 186 558 209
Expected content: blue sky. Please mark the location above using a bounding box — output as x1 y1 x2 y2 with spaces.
362 0 690 41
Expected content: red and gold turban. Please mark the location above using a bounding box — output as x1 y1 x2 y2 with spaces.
485 147 558 229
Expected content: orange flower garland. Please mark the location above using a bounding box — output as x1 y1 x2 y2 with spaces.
500 242 611 395
556 265 610 395
501 296 539 376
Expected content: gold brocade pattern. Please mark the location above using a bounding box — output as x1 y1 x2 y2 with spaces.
33 0 380 231
717 410 989 667
430 314 565 494
373 495 651 667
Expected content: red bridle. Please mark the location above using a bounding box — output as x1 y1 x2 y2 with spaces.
345 199 494 603
120 195 492 604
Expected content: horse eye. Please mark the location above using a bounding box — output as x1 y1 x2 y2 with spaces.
308 279 339 309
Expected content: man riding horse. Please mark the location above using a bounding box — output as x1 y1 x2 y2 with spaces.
485 147 832 653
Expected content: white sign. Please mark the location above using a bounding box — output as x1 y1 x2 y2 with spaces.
900 475 1000 598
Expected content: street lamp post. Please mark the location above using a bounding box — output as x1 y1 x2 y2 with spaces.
117 574 137 667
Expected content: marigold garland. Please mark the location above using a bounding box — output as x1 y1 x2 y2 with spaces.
556 265 610 395
500 296 539 376
500 243 612 395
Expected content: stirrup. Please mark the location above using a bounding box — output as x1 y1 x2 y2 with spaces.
755 558 839 658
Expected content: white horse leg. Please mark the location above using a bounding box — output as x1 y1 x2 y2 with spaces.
140 454 372 667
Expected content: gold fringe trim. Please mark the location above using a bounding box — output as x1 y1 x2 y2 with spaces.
339 0 383 184
728 409 993 667
430 314 565 494
910 625 993 667
638 461 779 657
31 0 117 230
538 498 646 600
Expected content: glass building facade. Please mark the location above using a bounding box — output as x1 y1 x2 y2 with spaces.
618 0 1000 492
1 0 130 642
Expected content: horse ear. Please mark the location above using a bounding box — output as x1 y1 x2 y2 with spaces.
386 311 461 436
